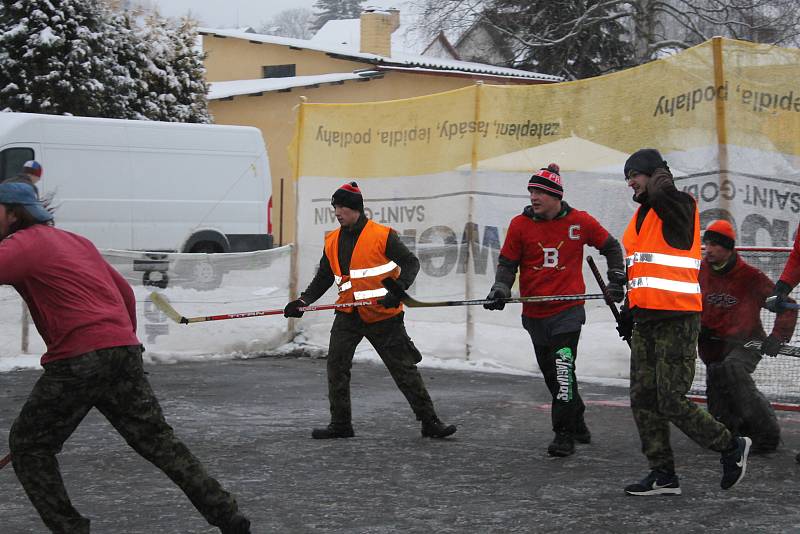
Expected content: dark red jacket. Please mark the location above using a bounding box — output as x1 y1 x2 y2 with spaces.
699 253 796 364
779 226 800 289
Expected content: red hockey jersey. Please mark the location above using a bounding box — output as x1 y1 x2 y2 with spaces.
500 206 610 318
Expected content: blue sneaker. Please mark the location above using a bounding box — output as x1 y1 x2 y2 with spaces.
624 470 681 496
721 436 752 490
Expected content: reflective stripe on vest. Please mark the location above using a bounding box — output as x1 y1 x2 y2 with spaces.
324 219 403 323
621 203 702 312
354 287 389 300
627 276 701 294
350 261 398 279
625 252 701 270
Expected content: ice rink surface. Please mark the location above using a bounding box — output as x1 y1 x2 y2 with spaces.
2 356 800 533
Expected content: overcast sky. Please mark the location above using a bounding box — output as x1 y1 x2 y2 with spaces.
150 0 404 29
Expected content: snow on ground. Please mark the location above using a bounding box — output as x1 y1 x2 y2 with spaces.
0 292 632 391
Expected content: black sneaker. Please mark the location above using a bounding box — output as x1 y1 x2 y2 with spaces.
311 424 355 439
547 432 575 457
574 420 591 444
624 470 681 496
720 436 752 490
421 417 457 438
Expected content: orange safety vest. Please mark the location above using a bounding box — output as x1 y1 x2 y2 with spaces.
324 219 402 323
622 204 702 312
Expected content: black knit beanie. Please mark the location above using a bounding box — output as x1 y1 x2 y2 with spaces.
331 181 364 212
624 148 670 180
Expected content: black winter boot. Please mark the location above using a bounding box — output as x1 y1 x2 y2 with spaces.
311 423 355 439
574 419 592 444
421 417 457 438
220 513 251 534
547 432 575 457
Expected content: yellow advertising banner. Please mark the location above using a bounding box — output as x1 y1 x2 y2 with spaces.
290 37 800 369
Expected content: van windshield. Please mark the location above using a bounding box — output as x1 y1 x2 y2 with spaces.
0 147 35 181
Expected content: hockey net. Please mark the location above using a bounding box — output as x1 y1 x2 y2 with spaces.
0 246 294 365
690 246 800 407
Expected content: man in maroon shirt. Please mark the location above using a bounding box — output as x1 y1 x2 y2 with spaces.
699 220 796 454
0 183 250 534
483 164 625 457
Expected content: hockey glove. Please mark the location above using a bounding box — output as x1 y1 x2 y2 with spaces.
616 304 633 342
698 326 717 343
378 292 402 308
606 269 627 304
283 298 306 318
761 334 783 357
765 280 792 313
483 284 511 311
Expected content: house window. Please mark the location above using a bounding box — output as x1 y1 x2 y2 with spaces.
0 147 34 181
262 64 296 78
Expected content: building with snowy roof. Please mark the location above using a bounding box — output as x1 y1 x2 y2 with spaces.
201 8 560 245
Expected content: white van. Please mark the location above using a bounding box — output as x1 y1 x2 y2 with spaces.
0 112 273 254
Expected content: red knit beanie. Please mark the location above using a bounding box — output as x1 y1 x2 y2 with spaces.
703 220 735 249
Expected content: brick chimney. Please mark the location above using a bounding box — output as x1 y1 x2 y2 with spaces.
359 8 400 57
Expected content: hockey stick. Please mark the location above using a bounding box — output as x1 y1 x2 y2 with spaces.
726 338 800 358
380 278 605 308
586 256 630 347
149 292 377 324
763 296 800 312
0 453 10 470
706 334 800 358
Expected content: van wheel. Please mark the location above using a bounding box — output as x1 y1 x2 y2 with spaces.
181 242 223 290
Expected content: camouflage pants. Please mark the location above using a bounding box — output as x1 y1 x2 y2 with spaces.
706 346 780 452
9 346 240 533
630 314 732 473
326 311 437 426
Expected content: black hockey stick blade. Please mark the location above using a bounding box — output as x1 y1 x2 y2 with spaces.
586 256 630 346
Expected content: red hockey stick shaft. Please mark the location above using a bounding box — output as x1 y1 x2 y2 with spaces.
193 300 377 323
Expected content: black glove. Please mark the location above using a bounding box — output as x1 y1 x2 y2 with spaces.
698 326 716 343
283 298 306 318
616 305 633 342
606 269 626 304
483 284 511 310
378 292 402 308
765 280 792 313
761 334 783 357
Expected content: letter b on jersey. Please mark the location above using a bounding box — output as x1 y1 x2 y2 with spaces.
542 247 559 268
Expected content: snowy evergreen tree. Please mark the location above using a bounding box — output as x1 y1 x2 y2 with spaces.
311 0 364 32
0 1 210 122
168 17 210 123
0 0 134 116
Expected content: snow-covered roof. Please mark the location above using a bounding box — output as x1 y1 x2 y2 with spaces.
208 72 382 100
199 27 561 82
311 19 361 49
